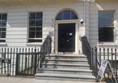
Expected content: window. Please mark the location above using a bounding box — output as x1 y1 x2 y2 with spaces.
98 11 114 42
0 14 7 42
56 10 78 20
28 12 42 43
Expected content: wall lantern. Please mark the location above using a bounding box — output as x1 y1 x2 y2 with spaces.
80 18 84 24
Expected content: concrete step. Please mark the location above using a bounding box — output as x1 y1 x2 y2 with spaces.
45 56 88 61
46 54 87 58
42 63 90 69
49 54 85 56
45 59 89 64
46 58 88 62
42 68 93 75
35 73 95 81
36 54 95 81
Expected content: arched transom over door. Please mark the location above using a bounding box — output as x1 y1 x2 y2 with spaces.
56 10 78 20
55 9 79 52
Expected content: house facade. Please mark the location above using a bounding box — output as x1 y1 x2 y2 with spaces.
0 0 118 54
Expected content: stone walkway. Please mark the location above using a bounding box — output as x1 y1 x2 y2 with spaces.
0 77 105 83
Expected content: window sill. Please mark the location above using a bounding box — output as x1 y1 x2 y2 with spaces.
26 43 42 46
97 42 118 47
0 43 7 46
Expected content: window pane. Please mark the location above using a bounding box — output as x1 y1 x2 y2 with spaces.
36 13 42 19
29 32 35 38
99 27 113 42
36 28 42 32
0 31 2 38
29 13 35 19
36 20 42 26
28 39 42 42
0 14 1 19
29 28 35 32
71 12 78 19
63 10 71 20
36 32 42 38
0 40 5 42
2 14 7 20
56 10 78 20
2 28 6 31
56 13 62 20
99 11 114 26
1 32 6 38
2 21 7 27
0 21 2 27
29 20 35 26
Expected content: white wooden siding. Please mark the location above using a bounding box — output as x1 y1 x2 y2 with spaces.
89 1 118 47
0 2 85 52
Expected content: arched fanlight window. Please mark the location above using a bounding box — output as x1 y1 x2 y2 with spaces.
56 10 78 20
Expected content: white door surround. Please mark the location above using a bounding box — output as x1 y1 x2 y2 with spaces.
54 20 80 54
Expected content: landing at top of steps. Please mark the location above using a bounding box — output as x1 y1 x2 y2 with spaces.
46 54 87 57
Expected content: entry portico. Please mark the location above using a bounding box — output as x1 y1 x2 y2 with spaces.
54 9 81 54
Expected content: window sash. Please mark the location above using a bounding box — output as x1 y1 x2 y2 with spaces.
0 14 7 42
28 12 42 43
98 11 114 42
99 26 114 42
98 11 114 27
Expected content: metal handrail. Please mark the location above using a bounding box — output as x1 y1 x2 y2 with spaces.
37 35 52 73
81 36 99 77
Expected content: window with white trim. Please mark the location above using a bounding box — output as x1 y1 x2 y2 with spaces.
98 11 114 42
28 12 42 43
0 14 7 42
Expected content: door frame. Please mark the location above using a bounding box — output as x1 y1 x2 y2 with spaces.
54 20 80 54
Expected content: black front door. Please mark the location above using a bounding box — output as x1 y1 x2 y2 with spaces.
58 23 75 52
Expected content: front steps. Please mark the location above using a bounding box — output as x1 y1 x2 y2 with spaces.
36 54 96 82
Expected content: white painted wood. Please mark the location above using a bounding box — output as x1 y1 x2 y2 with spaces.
0 0 117 52
89 1 118 47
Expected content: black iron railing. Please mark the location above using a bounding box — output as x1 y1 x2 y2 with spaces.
0 35 52 76
81 36 98 77
96 47 118 82
37 35 52 72
0 47 40 76
81 36 118 82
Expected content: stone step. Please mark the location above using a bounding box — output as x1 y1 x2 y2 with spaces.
49 54 85 56
45 59 89 64
46 58 88 62
36 54 94 81
42 68 93 75
35 73 95 81
46 56 88 61
42 63 90 69
46 54 87 58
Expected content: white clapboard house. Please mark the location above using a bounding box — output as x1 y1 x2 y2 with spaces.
0 0 118 82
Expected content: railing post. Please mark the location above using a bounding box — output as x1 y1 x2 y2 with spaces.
90 47 92 69
99 48 101 66
91 48 93 70
95 46 97 77
34 47 37 74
